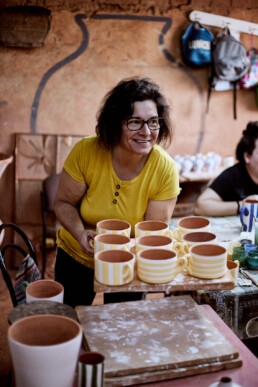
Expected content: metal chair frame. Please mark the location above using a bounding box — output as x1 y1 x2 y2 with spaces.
0 222 38 307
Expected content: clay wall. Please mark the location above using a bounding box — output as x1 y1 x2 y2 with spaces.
0 0 257 231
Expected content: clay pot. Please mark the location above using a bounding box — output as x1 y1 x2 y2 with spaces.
94 234 130 254
135 220 171 238
136 235 173 255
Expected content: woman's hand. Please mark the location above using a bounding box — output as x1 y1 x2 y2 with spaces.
78 230 96 257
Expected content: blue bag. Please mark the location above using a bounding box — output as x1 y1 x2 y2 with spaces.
181 22 214 67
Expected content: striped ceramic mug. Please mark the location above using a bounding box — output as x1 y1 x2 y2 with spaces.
135 220 172 239
96 219 131 237
78 352 105 387
94 234 130 255
186 244 227 279
137 249 187 284
94 250 135 286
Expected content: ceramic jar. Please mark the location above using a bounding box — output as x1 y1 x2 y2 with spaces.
231 246 247 267
247 248 258 269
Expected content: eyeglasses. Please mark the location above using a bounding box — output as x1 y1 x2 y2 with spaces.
126 116 164 131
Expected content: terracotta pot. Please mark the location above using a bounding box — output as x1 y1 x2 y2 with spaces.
8 315 82 387
172 216 211 242
78 352 105 387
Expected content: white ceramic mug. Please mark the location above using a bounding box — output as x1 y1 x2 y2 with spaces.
137 248 187 284
186 244 227 279
240 199 258 233
94 250 135 286
8 315 82 387
96 219 131 237
22 279 64 303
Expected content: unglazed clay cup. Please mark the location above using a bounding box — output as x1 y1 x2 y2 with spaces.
96 219 131 237
173 231 217 256
172 216 211 241
187 244 227 279
227 259 239 286
135 220 172 239
94 250 135 286
135 235 173 256
23 279 64 303
94 234 130 255
8 315 82 387
137 248 187 284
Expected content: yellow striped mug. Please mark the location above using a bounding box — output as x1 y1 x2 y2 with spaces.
172 231 217 256
137 249 187 284
172 216 211 242
135 220 172 239
94 250 135 286
96 219 131 238
186 244 227 279
94 234 130 255
135 235 173 257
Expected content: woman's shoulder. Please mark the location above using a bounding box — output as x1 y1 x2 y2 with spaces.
151 145 176 165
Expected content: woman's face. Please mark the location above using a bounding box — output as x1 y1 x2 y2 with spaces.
119 100 160 157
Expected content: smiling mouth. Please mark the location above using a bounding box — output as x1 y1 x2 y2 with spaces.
134 140 150 143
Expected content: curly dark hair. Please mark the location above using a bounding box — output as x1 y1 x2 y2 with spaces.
95 77 172 149
236 121 258 163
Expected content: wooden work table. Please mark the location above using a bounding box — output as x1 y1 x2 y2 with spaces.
76 295 258 387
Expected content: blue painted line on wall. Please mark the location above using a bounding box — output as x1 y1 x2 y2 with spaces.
30 14 88 133
30 13 204 153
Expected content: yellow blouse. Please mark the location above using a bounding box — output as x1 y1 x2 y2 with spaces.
57 135 180 268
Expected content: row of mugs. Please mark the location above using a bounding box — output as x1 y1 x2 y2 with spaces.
96 216 211 239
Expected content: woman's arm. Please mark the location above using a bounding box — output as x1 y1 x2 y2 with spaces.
54 169 96 256
194 188 239 216
144 197 177 224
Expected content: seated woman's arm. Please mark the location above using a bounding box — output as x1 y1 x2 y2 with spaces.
144 197 177 224
194 188 239 216
54 169 96 256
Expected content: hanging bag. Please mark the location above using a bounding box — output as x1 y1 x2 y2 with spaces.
206 27 250 119
240 48 258 89
181 21 214 67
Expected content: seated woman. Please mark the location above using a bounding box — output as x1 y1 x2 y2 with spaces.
54 77 181 307
194 121 258 216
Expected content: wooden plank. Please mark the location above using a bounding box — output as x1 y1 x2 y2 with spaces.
94 266 235 293
76 296 241 383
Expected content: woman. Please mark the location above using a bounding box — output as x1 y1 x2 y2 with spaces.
54 77 181 307
194 121 258 216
